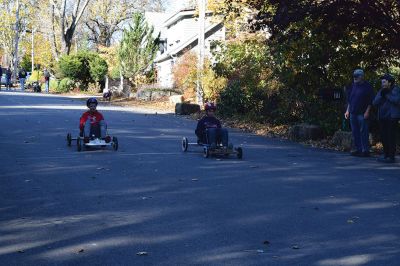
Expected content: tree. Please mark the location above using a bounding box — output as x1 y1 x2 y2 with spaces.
118 12 159 93
84 0 165 48
49 0 91 55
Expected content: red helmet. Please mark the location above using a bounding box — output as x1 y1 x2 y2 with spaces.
204 102 216 111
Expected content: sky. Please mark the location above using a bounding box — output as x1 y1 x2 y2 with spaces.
164 0 191 13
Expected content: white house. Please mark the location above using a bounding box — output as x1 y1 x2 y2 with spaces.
146 8 226 88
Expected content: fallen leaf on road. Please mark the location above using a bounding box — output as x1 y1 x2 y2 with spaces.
347 219 355 224
244 249 264 253
292 245 300 249
137 251 148 256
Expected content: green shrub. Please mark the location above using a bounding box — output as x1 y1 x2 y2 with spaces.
49 79 59 92
56 78 75 93
27 70 42 83
58 51 108 90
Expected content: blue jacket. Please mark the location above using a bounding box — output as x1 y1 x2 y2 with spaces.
347 81 374 115
373 85 400 119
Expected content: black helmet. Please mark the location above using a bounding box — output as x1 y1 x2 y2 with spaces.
380 73 395 84
86 97 98 107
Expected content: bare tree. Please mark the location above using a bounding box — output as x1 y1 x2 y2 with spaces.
84 0 165 48
49 0 91 55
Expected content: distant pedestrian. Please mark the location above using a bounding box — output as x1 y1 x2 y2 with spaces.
373 74 400 163
5 67 12 90
18 67 27 91
43 68 50 93
0 65 2 90
344 69 375 157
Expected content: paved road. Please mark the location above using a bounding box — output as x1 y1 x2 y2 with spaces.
0 91 399 266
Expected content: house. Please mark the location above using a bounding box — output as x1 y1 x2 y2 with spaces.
146 8 225 88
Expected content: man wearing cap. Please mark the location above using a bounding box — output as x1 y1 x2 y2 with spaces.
373 74 400 163
344 69 374 157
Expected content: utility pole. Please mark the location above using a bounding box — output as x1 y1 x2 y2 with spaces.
196 0 206 106
13 0 20 81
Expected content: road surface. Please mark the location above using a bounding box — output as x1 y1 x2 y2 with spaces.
1 91 399 266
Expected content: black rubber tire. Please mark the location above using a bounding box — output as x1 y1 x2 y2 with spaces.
112 137 118 151
182 137 188 152
236 147 243 159
203 147 209 158
67 133 72 146
77 137 82 152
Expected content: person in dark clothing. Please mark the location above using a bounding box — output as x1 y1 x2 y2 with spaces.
18 67 27 91
195 102 228 149
0 65 2 89
344 69 375 157
373 74 400 163
5 67 12 90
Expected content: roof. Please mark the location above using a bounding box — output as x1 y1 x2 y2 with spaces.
163 8 213 28
154 22 224 63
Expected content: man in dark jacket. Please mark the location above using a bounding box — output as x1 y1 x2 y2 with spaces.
344 69 374 157
195 102 228 149
5 67 12 90
18 67 27 91
373 74 400 163
0 65 2 90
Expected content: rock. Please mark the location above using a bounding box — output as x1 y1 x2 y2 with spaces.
175 103 200 115
169 95 184 104
288 123 323 141
332 130 353 151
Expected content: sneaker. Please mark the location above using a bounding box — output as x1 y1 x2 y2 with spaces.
377 156 388 162
350 151 362 157
362 151 370 157
105 136 111 143
384 157 395 163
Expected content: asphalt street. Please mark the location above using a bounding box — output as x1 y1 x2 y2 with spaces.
0 91 399 266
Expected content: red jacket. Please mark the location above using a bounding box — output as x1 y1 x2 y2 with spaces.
79 111 104 131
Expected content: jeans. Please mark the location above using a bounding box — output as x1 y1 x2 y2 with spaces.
206 128 228 147
84 120 107 138
6 78 11 89
350 114 370 152
19 78 25 91
45 80 49 93
379 119 398 159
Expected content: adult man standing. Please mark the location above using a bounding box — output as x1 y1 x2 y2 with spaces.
18 67 27 91
43 68 50 93
344 69 374 157
0 65 3 90
373 74 400 163
5 67 12 90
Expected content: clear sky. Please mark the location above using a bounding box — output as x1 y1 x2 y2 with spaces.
164 0 190 13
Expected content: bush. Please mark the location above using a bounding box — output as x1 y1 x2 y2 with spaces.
172 51 227 102
56 78 75 93
213 36 281 121
27 70 42 83
58 51 108 90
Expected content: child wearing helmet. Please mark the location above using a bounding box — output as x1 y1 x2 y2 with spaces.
195 102 228 148
79 98 110 143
